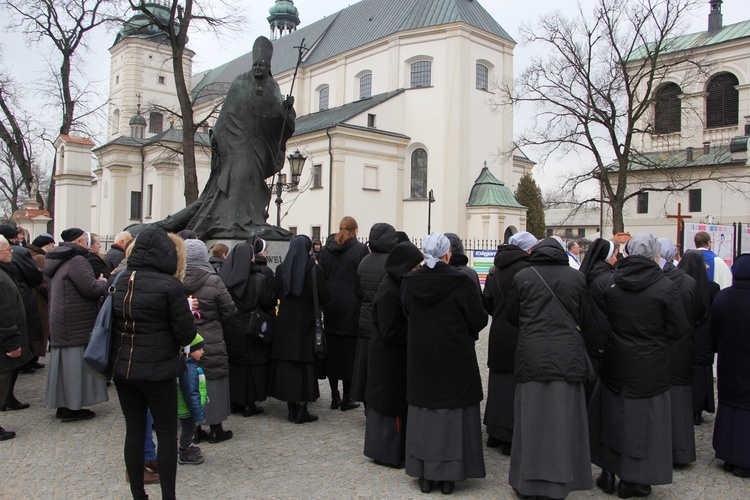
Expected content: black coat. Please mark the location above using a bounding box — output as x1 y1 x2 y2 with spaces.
663 263 703 386
103 244 126 271
583 259 614 358
486 245 530 373
357 252 388 339
710 257 750 410
109 231 196 382
601 256 690 398
367 273 408 416
224 264 276 367
271 260 329 363
0 261 33 371
85 252 111 280
10 244 43 342
402 261 487 409
507 240 592 384
694 282 720 365
318 238 368 337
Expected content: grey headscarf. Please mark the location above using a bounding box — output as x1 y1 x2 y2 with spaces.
657 238 676 269
551 235 566 249
185 239 216 274
422 232 451 269
627 233 661 260
509 231 538 251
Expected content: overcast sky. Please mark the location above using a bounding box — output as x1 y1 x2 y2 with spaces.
1 0 746 192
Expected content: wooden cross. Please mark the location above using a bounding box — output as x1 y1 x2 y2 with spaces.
666 202 692 248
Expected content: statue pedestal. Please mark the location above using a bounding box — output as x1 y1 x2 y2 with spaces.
206 236 291 272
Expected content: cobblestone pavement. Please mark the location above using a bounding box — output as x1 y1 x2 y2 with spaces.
1 328 747 499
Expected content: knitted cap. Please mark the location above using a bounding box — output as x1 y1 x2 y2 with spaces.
61 228 85 242
184 333 205 354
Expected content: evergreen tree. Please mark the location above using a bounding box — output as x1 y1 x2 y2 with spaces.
515 173 545 239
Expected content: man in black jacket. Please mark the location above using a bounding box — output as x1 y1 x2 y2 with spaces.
0 225 42 410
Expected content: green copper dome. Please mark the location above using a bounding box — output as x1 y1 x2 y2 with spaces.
267 0 300 29
114 3 175 45
467 166 526 208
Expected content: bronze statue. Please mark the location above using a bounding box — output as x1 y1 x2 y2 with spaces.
137 36 296 240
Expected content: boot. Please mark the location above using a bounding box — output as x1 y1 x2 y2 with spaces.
126 467 160 484
287 402 298 422
208 423 233 443
193 426 208 444
596 470 616 494
294 404 318 424
243 403 264 417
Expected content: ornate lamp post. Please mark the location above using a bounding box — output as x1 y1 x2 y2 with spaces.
274 149 307 227
427 189 435 235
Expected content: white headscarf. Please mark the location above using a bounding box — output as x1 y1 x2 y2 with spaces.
422 232 451 269
509 231 538 251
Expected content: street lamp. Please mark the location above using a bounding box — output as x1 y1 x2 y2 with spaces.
427 189 435 235
274 149 307 227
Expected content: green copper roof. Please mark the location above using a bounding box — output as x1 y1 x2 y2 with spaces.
467 166 526 208
630 19 750 60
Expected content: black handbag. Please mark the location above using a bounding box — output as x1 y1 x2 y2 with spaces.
84 272 122 379
248 308 275 344
310 261 326 358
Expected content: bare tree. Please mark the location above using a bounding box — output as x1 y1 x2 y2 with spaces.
4 0 113 219
0 142 28 217
126 0 244 204
497 0 719 233
0 67 39 205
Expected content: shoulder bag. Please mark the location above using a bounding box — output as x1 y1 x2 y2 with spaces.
247 273 275 344
310 261 327 358
529 266 596 381
84 272 122 379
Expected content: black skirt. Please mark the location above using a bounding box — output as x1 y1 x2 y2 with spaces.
483 370 515 443
268 360 320 403
713 402 750 468
349 337 369 401
324 334 357 380
229 362 270 404
364 408 406 466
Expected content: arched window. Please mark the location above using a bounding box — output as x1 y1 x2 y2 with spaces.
319 86 329 111
410 148 428 198
706 72 739 128
410 61 431 88
359 73 372 100
149 112 163 134
654 83 681 134
476 63 489 91
112 109 120 134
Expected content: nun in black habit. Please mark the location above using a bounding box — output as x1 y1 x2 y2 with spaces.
220 242 276 417
364 242 423 468
590 234 690 498
268 235 329 424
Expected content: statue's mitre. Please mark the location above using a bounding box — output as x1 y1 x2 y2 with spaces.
253 36 274 64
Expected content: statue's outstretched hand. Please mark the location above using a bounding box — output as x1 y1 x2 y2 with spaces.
284 95 295 108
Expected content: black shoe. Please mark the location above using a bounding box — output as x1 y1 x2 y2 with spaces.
486 435 500 448
243 404 264 417
193 427 208 444
287 402 298 422
512 487 531 499
340 399 360 411
733 467 750 478
418 477 433 494
19 365 35 374
294 406 319 424
617 480 651 498
722 462 735 472
440 481 455 495
1 397 30 411
693 414 703 426
673 462 690 469
60 408 96 423
0 426 16 441
597 470 616 494
31 361 45 369
55 407 67 419
373 459 404 469
501 442 512 456
330 397 341 410
208 427 233 443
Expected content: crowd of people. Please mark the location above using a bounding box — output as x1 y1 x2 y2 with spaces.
1 219 748 500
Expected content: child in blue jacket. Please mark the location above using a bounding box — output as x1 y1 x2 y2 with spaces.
177 334 208 465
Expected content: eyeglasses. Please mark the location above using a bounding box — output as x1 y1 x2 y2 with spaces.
0 247 12 253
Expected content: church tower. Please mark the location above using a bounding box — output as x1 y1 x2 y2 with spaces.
267 0 301 40
107 1 194 141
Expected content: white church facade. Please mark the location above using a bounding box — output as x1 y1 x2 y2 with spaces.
60 0 531 244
